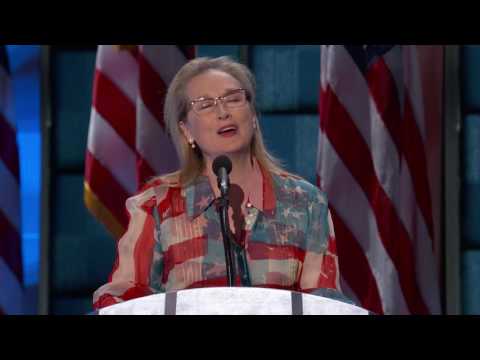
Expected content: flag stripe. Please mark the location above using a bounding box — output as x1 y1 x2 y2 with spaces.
141 45 188 86
365 58 404 156
0 45 23 314
367 58 435 244
95 45 139 104
0 158 20 231
0 209 22 282
85 151 130 228
0 113 19 181
402 94 435 244
134 45 193 184
0 258 23 314
138 52 168 130
136 98 179 177
329 207 384 314
0 66 15 131
382 46 405 107
117 45 139 59
403 46 427 143
320 85 429 314
88 109 138 195
92 70 137 150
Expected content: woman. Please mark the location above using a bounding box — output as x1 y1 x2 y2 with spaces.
93 56 342 310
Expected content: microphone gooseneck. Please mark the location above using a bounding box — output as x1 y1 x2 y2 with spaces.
212 155 235 286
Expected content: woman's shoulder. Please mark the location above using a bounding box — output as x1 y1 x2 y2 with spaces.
140 172 182 193
126 172 182 212
272 170 328 205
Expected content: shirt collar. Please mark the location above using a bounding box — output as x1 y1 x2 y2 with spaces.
184 175 215 220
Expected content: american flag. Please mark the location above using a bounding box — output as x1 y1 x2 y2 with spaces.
85 45 195 239
0 45 23 314
317 45 442 314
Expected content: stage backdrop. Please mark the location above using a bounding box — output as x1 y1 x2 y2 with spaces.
36 45 480 315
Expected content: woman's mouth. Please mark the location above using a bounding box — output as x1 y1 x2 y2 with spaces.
217 125 238 137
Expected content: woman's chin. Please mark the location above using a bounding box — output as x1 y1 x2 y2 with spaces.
206 145 251 159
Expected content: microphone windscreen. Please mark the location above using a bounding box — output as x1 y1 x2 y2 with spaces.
212 155 232 176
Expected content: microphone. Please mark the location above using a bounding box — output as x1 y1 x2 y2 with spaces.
212 155 232 197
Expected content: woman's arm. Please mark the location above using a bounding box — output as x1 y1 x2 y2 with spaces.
92 187 158 310
299 191 341 293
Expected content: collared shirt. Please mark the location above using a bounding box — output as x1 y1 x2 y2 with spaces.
93 166 341 310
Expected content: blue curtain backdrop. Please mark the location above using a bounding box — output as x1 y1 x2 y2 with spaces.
7 45 41 313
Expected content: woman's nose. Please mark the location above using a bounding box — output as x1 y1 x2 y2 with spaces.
216 101 231 120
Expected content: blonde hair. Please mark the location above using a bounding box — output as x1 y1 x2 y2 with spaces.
161 56 287 187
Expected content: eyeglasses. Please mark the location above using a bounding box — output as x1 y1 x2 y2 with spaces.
189 88 249 115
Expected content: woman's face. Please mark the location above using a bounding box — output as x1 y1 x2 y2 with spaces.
180 69 256 161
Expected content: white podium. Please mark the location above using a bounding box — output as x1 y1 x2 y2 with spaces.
99 287 370 315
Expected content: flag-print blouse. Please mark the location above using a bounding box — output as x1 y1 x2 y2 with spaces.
93 166 341 310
